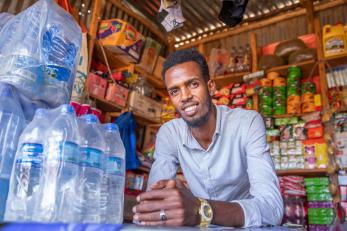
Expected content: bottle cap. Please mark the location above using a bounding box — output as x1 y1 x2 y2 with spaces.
61 104 75 114
105 123 118 131
83 114 98 123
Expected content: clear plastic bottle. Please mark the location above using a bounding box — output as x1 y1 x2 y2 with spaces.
5 109 49 222
0 83 26 221
41 0 82 107
33 104 80 222
78 114 106 223
0 1 46 100
102 123 126 224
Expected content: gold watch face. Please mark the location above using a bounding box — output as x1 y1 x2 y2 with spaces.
203 204 213 219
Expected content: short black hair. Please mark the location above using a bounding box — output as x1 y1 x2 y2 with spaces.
162 49 210 83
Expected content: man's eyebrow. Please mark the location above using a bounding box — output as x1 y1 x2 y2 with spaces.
167 76 201 91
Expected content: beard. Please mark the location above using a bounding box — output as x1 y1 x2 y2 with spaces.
179 94 213 128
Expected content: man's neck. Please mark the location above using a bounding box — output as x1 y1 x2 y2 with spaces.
189 106 217 150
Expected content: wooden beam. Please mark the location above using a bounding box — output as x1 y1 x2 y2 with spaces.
178 0 347 49
107 0 168 45
314 17 329 110
250 33 258 112
87 0 102 70
301 0 315 33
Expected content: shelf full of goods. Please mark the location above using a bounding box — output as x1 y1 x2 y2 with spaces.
80 17 175 126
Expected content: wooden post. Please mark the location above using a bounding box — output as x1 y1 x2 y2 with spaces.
167 36 176 55
250 33 259 112
198 43 205 55
301 0 315 33
314 17 329 110
87 0 102 70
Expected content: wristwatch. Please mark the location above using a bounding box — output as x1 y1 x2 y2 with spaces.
197 197 213 228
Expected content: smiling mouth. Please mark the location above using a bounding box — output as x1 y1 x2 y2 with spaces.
182 103 199 116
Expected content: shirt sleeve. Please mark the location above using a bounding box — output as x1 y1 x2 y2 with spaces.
147 123 180 190
232 112 283 227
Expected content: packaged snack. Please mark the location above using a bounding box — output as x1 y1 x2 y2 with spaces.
280 125 294 141
293 122 306 140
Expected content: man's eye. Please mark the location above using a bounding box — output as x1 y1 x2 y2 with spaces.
189 81 199 88
169 89 179 96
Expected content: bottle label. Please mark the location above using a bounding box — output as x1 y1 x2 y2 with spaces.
16 143 44 167
80 147 103 169
106 156 124 176
45 64 71 82
60 141 79 164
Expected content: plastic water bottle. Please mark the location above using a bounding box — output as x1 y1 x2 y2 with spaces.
103 123 126 224
41 0 82 107
0 83 26 221
0 1 46 100
4 109 49 222
33 104 80 222
78 114 106 223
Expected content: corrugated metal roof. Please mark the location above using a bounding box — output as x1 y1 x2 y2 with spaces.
123 0 324 45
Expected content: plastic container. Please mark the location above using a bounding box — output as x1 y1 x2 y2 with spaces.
101 123 125 224
0 83 26 221
5 109 49 222
33 104 80 223
323 24 347 58
77 114 106 223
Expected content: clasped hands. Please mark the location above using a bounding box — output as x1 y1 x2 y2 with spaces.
132 179 200 226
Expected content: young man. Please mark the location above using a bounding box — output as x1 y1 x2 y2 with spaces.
132 49 283 227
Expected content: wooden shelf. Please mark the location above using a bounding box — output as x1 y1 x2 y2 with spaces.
276 168 327 177
324 53 347 68
271 113 305 118
266 59 318 77
104 111 162 126
135 65 165 90
212 72 249 87
89 94 123 112
94 43 165 89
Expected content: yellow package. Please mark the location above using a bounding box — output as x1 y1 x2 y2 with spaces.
315 142 328 168
98 19 145 63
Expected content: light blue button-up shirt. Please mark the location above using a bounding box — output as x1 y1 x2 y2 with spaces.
148 105 283 227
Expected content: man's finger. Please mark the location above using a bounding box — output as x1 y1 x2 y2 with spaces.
133 209 176 222
140 220 181 227
150 180 171 190
137 188 178 202
133 200 180 213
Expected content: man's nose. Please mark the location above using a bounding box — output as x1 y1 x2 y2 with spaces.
181 87 192 102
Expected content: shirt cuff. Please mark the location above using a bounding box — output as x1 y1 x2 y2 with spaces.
232 199 262 228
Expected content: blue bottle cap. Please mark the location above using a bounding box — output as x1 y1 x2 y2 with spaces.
83 114 98 123
61 104 75 114
105 123 118 131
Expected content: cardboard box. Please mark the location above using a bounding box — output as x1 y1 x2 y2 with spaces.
128 91 162 123
137 37 162 74
87 73 107 98
153 56 166 80
105 83 129 107
98 19 145 63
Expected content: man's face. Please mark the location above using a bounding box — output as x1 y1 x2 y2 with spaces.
164 61 215 127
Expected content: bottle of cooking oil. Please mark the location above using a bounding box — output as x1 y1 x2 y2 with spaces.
323 23 347 58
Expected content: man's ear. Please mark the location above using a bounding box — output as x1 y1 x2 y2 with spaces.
207 79 216 96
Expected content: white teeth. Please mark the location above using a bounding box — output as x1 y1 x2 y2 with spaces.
184 105 197 112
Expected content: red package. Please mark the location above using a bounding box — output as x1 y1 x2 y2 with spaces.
87 73 107 98
231 83 246 95
231 94 247 106
105 83 129 107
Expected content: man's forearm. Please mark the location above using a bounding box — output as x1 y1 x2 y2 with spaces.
208 200 245 227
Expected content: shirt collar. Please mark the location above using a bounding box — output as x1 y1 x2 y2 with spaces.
183 105 221 150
